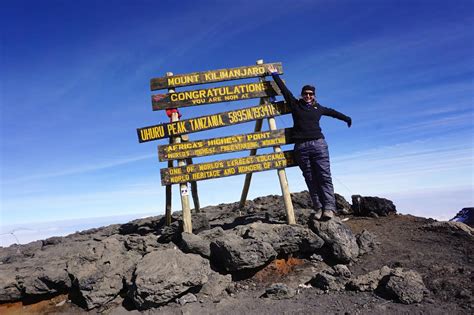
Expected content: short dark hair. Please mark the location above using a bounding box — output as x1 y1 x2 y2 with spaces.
301 85 316 95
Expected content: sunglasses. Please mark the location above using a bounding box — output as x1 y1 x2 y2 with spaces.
303 92 314 96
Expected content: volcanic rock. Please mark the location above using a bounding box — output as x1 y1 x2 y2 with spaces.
309 217 359 263
351 195 397 217
180 232 211 258
309 264 351 291
198 272 232 299
336 194 352 214
356 229 378 256
129 248 211 310
67 236 141 310
234 222 324 256
377 269 427 304
346 266 392 292
210 232 277 272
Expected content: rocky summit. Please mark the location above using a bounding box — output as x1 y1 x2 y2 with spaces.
0 191 472 314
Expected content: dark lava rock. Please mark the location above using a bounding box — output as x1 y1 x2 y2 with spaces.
346 266 392 292
198 272 232 299
309 218 359 263
210 232 277 272
119 216 164 235
336 194 352 214
262 283 296 299
180 232 211 258
67 236 141 310
376 268 428 304
181 227 226 259
130 248 211 310
0 271 22 302
290 191 313 209
234 222 324 256
190 213 211 234
157 221 181 244
450 207 474 227
351 195 397 217
356 230 378 256
309 272 345 291
309 264 351 291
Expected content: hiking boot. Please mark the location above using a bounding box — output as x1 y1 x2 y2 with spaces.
314 209 323 220
322 209 335 220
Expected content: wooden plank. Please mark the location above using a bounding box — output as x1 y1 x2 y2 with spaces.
160 150 296 186
137 101 291 143
152 81 282 110
150 62 283 90
158 128 293 161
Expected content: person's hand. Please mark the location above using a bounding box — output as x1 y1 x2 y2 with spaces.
346 117 352 128
267 64 278 74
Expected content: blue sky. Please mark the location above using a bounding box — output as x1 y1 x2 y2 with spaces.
1 0 473 245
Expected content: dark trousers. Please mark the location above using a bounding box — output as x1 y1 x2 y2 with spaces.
294 139 336 211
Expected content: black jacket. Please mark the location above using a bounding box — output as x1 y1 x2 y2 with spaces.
272 73 350 142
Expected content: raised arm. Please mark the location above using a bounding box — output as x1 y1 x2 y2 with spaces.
267 64 297 103
322 105 352 128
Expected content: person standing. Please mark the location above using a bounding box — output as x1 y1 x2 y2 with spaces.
267 65 351 220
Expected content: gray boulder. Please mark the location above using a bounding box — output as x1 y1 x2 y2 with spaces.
351 195 397 217
347 266 392 291
235 222 324 256
309 272 345 291
130 248 211 310
309 218 359 263
356 230 378 256
198 272 232 299
309 264 351 291
0 268 21 302
180 232 211 258
17 260 71 297
67 236 141 310
377 269 427 304
210 232 277 272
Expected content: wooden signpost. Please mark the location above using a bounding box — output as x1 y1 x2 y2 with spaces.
136 60 296 233
137 101 290 143
150 62 283 90
152 81 282 110
158 128 293 161
161 151 296 185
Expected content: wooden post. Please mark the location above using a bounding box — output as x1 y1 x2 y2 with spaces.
267 117 296 224
186 158 201 212
165 72 174 226
167 72 193 233
239 59 266 209
165 153 173 226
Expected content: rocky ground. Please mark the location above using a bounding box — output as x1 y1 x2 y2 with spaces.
0 192 472 314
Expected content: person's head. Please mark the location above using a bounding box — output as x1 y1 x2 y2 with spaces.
301 85 316 103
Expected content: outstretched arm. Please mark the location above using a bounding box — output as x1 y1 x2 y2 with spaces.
267 64 297 103
322 106 352 128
